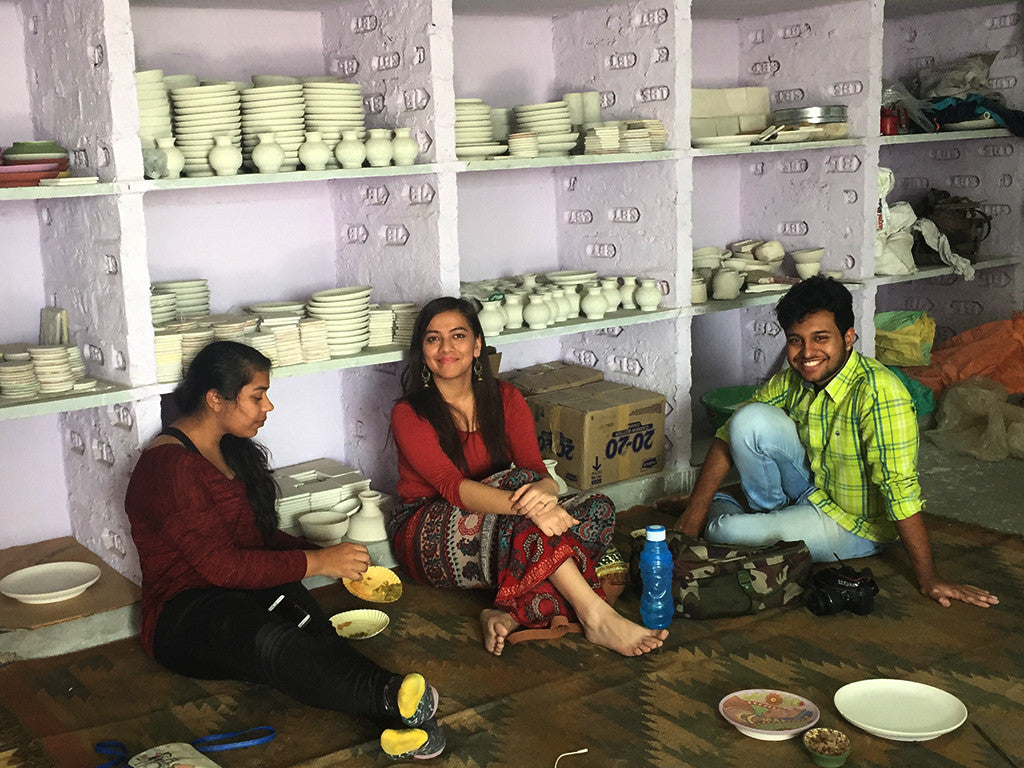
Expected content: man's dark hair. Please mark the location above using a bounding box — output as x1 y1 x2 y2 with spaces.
775 276 855 334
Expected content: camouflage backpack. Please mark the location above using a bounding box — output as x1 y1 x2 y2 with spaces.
628 530 812 619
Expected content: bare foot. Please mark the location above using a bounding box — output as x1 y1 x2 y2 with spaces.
579 601 668 656
480 608 519 656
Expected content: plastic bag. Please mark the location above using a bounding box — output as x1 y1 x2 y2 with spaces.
881 78 935 132
914 52 1001 101
888 366 935 416
875 311 936 366
925 377 1024 461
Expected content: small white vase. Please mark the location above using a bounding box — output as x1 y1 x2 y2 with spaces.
523 293 551 329
635 278 663 311
581 285 608 319
601 277 622 312
252 133 285 173
542 290 560 325
619 275 638 309
563 286 581 318
298 131 332 171
552 288 571 323
691 276 708 304
365 128 394 167
391 127 419 166
208 135 242 176
503 292 524 329
478 299 505 337
348 490 388 543
519 273 539 292
543 458 569 496
334 130 366 169
155 136 184 179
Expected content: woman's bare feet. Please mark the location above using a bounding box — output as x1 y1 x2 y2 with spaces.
480 608 519 656
579 600 668 656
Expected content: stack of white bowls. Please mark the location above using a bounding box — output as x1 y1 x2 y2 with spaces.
513 102 579 157
29 346 75 395
455 98 506 159
240 82 306 171
620 123 653 153
151 279 210 319
507 132 540 158
303 77 365 165
135 69 173 144
306 287 372 357
154 330 184 384
168 83 242 177
245 331 277 363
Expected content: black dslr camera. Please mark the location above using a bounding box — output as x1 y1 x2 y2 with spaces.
806 562 879 616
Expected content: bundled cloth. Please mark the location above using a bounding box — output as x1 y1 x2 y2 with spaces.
925 377 1024 462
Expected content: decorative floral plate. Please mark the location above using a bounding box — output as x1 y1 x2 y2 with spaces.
719 688 820 740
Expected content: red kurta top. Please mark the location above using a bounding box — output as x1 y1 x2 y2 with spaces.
391 381 548 506
125 444 308 654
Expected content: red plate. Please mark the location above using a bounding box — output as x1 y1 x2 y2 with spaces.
0 162 60 174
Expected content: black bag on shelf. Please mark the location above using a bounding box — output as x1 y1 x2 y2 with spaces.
911 188 992 264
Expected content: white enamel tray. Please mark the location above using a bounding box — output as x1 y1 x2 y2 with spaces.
0 561 101 604
834 679 968 741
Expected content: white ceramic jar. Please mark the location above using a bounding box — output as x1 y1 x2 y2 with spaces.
251 133 285 173
348 490 387 543
691 275 708 304
391 127 419 166
619 275 638 309
601 277 622 312
523 293 551 329
503 292 524 329
298 131 332 171
581 284 608 319
543 458 570 496
712 268 743 300
635 278 663 311
477 299 505 337
334 130 366 169
208 135 242 176
552 288 571 323
364 128 394 167
155 137 184 179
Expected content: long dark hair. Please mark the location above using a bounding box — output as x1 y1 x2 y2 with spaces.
173 340 279 538
399 297 509 474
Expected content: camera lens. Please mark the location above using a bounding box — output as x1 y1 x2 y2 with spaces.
806 588 844 616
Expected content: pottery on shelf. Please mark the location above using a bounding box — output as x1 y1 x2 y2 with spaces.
391 127 419 166
523 293 551 329
552 288 571 323
365 128 394 167
601 277 622 312
252 133 285 174
208 135 242 176
518 273 539 292
563 286 582 318
581 284 608 319
503 292 524 329
635 278 663 311
155 137 184 179
619 275 638 309
334 130 366 169
691 275 708 304
711 268 743 301
478 298 506 337
298 131 332 171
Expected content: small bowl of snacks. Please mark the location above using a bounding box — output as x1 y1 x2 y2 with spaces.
803 727 852 767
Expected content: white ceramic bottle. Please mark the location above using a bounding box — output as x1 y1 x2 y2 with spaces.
635 278 663 311
619 275 638 309
503 292 524 329
364 128 394 167
298 131 332 171
334 130 366 169
601 277 622 312
477 298 505 337
552 288 571 323
523 293 551 329
251 133 285 173
208 135 242 176
691 275 708 304
563 285 582 318
543 458 570 496
155 136 184 179
391 127 419 166
348 490 387 543
581 284 608 319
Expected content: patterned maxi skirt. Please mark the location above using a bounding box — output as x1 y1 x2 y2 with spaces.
386 467 615 630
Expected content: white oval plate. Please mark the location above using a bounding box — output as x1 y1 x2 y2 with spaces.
0 561 101 604
834 679 968 741
330 608 389 639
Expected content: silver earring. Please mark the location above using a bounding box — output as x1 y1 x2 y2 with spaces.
421 367 432 388
473 358 483 381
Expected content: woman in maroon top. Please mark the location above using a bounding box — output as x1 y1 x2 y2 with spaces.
125 341 444 760
388 297 668 657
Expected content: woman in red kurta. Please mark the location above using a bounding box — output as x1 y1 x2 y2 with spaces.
125 340 444 760
387 297 668 657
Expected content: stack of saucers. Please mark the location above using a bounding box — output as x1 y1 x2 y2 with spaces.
66 345 87 381
208 314 253 341
151 279 210 319
28 346 75 395
513 101 578 157
390 303 420 347
306 286 372 357
150 291 177 326
245 331 277 363
640 118 668 150
135 69 173 144
367 306 394 347
298 318 331 362
0 360 39 400
584 124 622 154
620 123 652 153
169 83 242 177
507 132 540 158
180 326 216 369
240 83 306 171
276 491 312 534
308 480 346 511
303 78 365 166
269 325 304 367
455 98 507 159
247 301 305 332
154 330 184 384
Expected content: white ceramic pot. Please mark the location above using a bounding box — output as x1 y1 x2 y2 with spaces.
619 275 638 309
391 127 419 166
365 128 394 167
542 290 560 324
478 299 505 337
348 490 388 543
523 293 551 329
552 289 571 323
251 133 285 173
796 261 822 279
563 286 581 318
635 278 663 311
334 130 366 169
601 277 621 312
155 137 184 179
518 273 539 292
711 268 743 300
691 275 708 304
581 284 608 319
298 131 332 171
208 135 242 176
543 458 570 496
503 292 524 329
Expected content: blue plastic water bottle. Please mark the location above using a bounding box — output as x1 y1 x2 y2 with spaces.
639 524 674 630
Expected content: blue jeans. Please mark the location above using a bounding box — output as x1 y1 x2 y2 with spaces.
706 403 883 563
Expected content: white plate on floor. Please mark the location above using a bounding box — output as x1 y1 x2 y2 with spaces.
0 561 101 604
330 608 389 639
834 679 968 741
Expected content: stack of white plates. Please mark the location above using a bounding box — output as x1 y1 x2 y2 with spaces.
28 345 74 395
513 102 578 157
545 269 599 287
150 291 177 326
276 491 312 533
308 478 346 510
245 331 277 362
0 360 39 400
390 303 420 347
507 132 539 158
455 98 506 159
270 324 304 367
246 301 305 333
298 318 331 362
240 84 306 171
136 69 173 144
367 306 394 347
303 78 365 166
620 124 652 153
180 327 216 369
66 345 87 380
152 279 211 319
306 286 372 357
169 83 242 177
584 123 622 154
208 314 252 341
154 330 184 384
639 118 668 150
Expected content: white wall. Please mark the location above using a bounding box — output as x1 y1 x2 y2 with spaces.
0 415 70 548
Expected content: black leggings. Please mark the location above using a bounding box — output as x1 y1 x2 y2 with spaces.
152 581 400 717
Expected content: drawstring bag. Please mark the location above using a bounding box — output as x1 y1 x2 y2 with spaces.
628 530 812 619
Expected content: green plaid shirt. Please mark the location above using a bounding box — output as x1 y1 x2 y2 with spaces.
717 349 923 542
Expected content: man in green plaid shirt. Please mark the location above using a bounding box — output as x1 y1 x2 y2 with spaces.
674 276 997 608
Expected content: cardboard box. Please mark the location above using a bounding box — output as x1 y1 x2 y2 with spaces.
500 361 604 396
527 380 666 490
